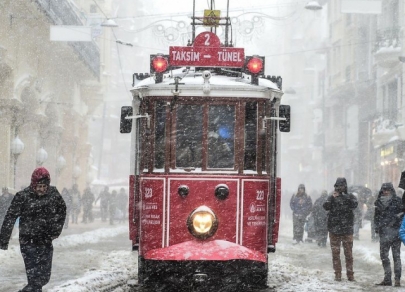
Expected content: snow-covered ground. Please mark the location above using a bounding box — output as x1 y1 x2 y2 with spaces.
2 215 405 291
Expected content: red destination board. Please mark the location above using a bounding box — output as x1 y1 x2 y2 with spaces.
169 32 245 68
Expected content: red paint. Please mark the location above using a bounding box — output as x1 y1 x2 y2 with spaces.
272 177 282 244
169 32 244 68
129 175 136 242
241 180 269 253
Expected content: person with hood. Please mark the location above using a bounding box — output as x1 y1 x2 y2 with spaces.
374 182 403 287
290 184 312 244
323 177 358 282
0 167 66 292
313 190 329 247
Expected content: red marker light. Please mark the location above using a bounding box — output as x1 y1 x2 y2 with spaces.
246 57 263 74
152 56 168 73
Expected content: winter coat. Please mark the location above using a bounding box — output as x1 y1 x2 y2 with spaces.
290 193 312 219
0 168 66 249
96 191 110 207
313 193 329 233
323 192 358 235
374 183 403 242
82 188 95 208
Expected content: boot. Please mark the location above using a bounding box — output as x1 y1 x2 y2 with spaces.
334 273 342 282
347 274 355 282
395 279 401 287
375 280 392 286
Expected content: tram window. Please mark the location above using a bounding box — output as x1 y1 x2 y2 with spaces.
208 105 235 168
154 101 166 169
176 105 203 168
244 102 257 171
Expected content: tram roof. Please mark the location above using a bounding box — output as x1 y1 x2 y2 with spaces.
130 68 283 99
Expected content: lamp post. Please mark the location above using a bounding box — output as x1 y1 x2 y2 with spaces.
11 136 24 189
36 147 48 166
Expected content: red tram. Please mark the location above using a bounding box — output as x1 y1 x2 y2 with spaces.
120 5 290 291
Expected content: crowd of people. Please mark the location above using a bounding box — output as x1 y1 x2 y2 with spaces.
290 177 405 286
60 184 128 228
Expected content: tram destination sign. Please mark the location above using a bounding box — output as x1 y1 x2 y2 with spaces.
169 46 245 68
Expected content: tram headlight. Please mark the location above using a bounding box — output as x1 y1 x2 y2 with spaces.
187 206 218 240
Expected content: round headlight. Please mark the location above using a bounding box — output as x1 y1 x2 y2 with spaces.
187 206 218 240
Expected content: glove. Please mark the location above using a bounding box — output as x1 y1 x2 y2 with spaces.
0 245 8 250
375 229 379 234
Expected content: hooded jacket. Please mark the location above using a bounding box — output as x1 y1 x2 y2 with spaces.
323 177 358 235
0 168 66 248
374 182 403 242
290 184 313 218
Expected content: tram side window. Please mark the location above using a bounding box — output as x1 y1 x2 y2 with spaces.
208 105 235 169
154 101 166 169
176 105 203 168
244 102 257 171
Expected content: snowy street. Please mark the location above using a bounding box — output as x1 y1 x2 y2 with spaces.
2 215 405 291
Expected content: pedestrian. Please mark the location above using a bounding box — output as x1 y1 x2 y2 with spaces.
0 167 66 292
109 190 117 225
60 187 72 229
0 187 13 229
95 186 110 222
117 188 128 223
364 191 379 242
81 186 95 223
352 192 363 240
374 182 403 287
290 184 312 244
304 212 316 243
70 184 81 224
312 190 329 247
323 177 358 282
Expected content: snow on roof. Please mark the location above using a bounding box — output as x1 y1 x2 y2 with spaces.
132 68 280 91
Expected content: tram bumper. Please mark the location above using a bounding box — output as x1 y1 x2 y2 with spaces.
140 240 268 289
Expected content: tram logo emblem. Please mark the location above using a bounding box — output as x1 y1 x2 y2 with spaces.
250 202 265 213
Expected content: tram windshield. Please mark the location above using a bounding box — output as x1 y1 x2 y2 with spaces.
150 100 267 173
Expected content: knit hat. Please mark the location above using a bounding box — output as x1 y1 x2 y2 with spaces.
30 167 51 189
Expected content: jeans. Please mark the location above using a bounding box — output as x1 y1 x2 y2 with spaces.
20 243 53 292
380 237 402 282
329 233 354 277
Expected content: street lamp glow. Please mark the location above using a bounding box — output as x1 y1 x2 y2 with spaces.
56 156 67 171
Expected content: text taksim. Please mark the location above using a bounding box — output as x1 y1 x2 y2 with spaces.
171 51 200 61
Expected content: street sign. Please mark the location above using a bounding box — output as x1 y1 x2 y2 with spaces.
169 32 245 68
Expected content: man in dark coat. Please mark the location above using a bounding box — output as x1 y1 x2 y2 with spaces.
0 167 66 292
0 187 13 229
290 184 312 244
323 177 358 282
374 182 403 287
313 190 329 247
81 186 95 223
96 186 110 222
